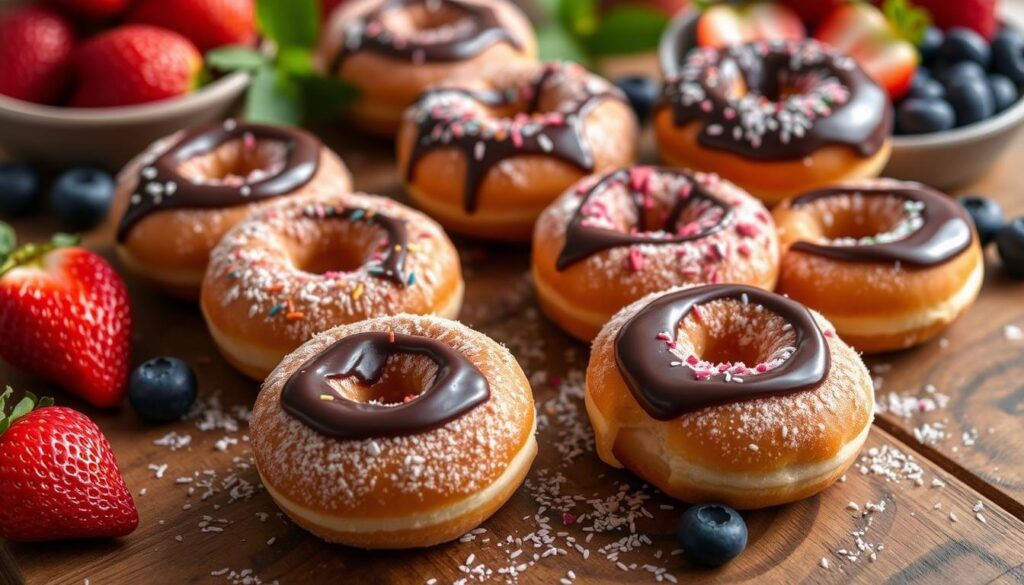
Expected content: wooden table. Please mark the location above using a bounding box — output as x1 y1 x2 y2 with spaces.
3 95 1024 585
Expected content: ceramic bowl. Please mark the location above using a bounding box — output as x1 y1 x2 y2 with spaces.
657 9 1024 190
0 71 250 170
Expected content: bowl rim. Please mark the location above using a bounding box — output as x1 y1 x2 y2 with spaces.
0 70 251 125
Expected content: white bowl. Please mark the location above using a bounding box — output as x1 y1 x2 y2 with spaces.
0 71 250 170
657 9 1024 190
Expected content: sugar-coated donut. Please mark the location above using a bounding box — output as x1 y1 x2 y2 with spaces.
200 191 464 380
532 166 779 341
317 0 537 135
397 60 638 241
112 121 352 298
586 284 873 509
655 39 893 205
772 178 983 354
251 314 537 548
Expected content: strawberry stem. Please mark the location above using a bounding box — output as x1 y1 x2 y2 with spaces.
0 386 54 437
0 231 81 278
883 0 932 46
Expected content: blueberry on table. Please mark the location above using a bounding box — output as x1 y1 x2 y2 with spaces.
946 78 996 126
939 27 992 67
996 218 1024 277
896 98 956 134
613 75 660 125
678 504 748 567
988 74 1020 113
129 357 198 423
50 166 115 230
992 28 1024 85
918 26 944 65
958 195 1004 245
0 162 41 217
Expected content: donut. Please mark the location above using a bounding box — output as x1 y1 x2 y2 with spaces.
317 0 537 135
397 60 638 241
250 314 536 548
586 284 873 509
112 121 352 298
772 178 983 353
200 191 464 380
532 166 779 341
654 39 893 205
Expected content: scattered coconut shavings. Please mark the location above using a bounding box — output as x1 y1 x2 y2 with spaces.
1004 324 1022 341
153 431 193 451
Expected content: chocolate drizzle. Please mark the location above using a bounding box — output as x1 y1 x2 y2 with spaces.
615 285 830 419
557 167 734 269
300 204 411 286
281 331 490 439
789 183 973 267
330 0 522 73
406 63 623 213
660 39 892 161
117 122 321 242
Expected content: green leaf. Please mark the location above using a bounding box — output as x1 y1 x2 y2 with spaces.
292 73 359 119
558 0 599 37
245 66 304 126
206 46 266 72
537 22 590 64
257 0 319 49
0 222 15 261
9 393 35 423
277 46 315 77
582 7 669 56
51 233 80 248
883 0 931 45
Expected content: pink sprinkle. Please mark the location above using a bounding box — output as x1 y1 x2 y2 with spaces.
756 363 769 373
629 166 653 193
824 329 835 338
628 248 645 272
735 222 760 238
686 355 699 366
563 513 575 525
695 370 712 380
243 132 256 151
547 374 562 387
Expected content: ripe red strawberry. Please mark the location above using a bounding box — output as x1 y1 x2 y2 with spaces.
816 0 925 100
910 0 997 41
71 25 203 108
128 0 256 52
0 230 131 408
696 2 805 49
779 0 842 27
0 389 138 541
0 7 76 105
49 0 132 20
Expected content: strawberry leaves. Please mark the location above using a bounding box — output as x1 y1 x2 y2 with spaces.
0 387 54 437
883 0 932 46
537 0 670 64
0 227 80 277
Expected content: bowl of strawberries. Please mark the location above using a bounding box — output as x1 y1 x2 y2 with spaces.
658 0 1024 190
0 0 257 169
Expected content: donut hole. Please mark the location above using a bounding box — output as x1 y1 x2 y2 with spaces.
380 0 472 41
286 218 389 275
799 194 916 243
719 57 840 108
675 298 798 374
329 354 439 406
581 173 729 237
176 136 288 186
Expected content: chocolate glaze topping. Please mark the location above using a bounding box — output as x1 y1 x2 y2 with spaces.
789 183 973 267
281 331 490 439
406 62 624 213
615 284 830 420
300 204 411 286
117 122 321 242
557 167 734 269
660 39 892 161
330 0 522 73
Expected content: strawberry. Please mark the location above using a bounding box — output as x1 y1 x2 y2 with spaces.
0 389 138 541
696 2 805 49
779 0 842 27
128 0 256 52
70 25 203 108
0 7 76 105
815 0 928 100
0 227 131 408
49 0 132 20
910 0 997 41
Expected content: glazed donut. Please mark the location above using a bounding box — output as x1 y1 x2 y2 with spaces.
532 166 779 341
317 0 537 135
654 39 893 205
586 284 873 509
112 121 351 298
200 191 464 380
773 178 983 353
251 314 536 548
397 60 638 241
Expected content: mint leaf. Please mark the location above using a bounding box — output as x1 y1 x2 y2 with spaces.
293 73 359 119
246 66 303 126
257 0 319 49
277 47 315 77
537 22 589 64
583 7 668 56
207 46 266 72
0 222 15 260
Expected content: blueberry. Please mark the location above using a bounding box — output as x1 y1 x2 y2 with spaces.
896 98 956 134
992 30 1024 85
988 74 1019 112
907 74 945 100
919 27 944 65
935 61 987 88
958 195 1004 245
129 357 198 423
939 27 991 67
0 163 41 217
677 504 747 567
50 166 115 231
996 218 1024 277
946 77 996 126
614 75 660 124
